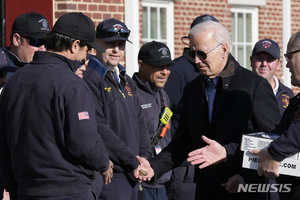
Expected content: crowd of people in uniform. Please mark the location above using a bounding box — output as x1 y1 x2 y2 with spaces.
0 11 299 200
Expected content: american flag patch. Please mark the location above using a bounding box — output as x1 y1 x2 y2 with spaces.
78 111 90 120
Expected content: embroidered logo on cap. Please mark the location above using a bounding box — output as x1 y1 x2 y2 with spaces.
262 40 271 49
158 47 170 58
113 24 123 30
39 19 50 31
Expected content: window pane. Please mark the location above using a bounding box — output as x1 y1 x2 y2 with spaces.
246 13 252 42
238 45 243 65
160 8 167 39
237 13 243 42
142 7 148 38
151 7 157 39
231 13 235 42
232 45 236 57
246 45 252 70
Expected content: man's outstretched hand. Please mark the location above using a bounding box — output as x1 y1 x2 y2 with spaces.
133 155 154 182
187 135 227 169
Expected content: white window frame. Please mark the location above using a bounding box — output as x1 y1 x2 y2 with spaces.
141 0 174 59
231 6 258 69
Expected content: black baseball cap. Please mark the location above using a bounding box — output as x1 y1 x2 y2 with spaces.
251 39 280 59
52 12 105 53
11 12 50 39
96 18 132 44
138 41 174 66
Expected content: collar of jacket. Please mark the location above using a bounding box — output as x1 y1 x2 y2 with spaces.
132 72 157 95
88 57 126 79
32 51 81 73
218 54 235 78
3 47 28 68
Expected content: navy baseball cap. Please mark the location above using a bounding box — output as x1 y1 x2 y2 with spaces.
96 18 132 44
251 39 280 59
11 12 50 39
181 14 219 45
190 14 219 29
52 12 105 53
138 41 174 66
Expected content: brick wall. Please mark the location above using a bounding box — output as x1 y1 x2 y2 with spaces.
54 0 125 23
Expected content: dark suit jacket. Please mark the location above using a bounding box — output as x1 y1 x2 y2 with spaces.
149 54 281 200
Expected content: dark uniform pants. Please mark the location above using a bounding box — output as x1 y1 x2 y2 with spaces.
17 191 96 200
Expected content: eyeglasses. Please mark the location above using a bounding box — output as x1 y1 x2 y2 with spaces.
20 35 44 47
97 28 131 38
189 43 223 60
0 71 7 79
284 49 300 62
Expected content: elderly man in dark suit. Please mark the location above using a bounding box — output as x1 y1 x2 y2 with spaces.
135 21 281 200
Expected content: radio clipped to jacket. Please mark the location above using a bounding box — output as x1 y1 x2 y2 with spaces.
151 107 173 155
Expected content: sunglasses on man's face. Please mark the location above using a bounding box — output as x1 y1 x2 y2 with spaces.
98 28 131 38
20 35 44 48
189 43 223 60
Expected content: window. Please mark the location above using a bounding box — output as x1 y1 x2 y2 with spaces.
231 6 258 70
142 1 174 57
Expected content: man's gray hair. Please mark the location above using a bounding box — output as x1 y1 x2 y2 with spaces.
189 21 232 53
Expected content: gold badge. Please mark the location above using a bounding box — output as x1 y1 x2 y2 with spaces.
104 87 112 92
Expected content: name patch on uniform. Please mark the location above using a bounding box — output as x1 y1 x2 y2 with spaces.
78 111 90 120
141 103 152 109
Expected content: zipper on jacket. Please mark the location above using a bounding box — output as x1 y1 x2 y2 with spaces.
110 71 125 98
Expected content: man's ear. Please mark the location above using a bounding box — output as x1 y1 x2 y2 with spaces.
70 40 81 54
138 60 144 71
221 43 229 54
12 33 22 47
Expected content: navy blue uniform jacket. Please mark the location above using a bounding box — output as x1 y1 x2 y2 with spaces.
132 72 172 188
0 51 110 196
83 58 151 174
149 54 281 200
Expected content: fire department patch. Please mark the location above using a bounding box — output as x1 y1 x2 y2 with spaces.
282 94 290 108
125 84 133 96
113 24 123 30
262 40 271 49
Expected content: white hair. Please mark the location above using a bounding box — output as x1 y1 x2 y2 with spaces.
189 21 232 53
